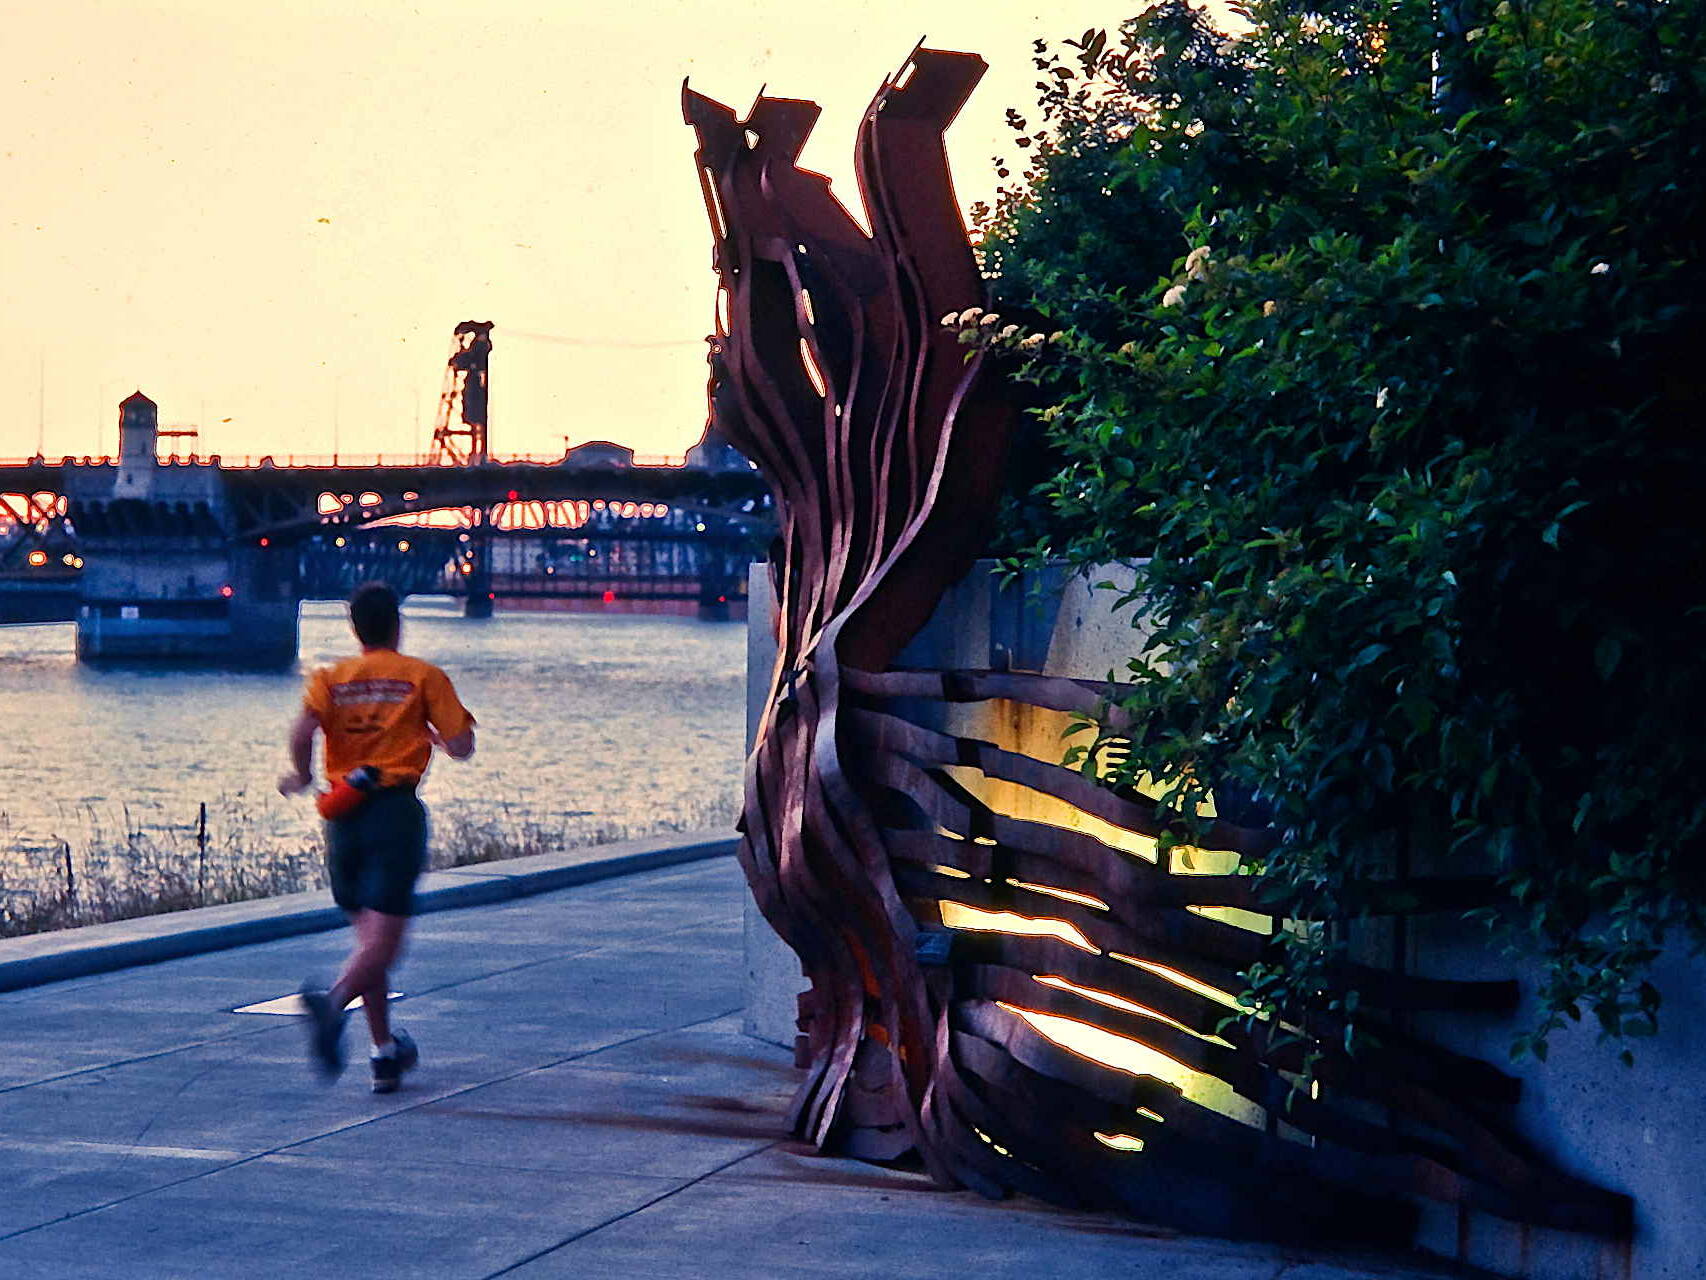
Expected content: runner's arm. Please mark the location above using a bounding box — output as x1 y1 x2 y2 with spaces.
423 666 476 761
278 710 319 795
430 725 476 760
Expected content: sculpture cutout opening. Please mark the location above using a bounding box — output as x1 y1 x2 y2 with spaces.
685 45 1631 1249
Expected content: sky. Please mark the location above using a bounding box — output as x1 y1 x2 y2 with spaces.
2 0 1154 463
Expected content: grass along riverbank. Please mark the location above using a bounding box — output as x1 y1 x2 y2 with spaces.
0 793 740 938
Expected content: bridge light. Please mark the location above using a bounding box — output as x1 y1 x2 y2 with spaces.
602 589 616 603
718 595 727 604
397 539 411 552
62 553 77 566
506 489 519 501
592 500 605 511
403 490 419 501
220 585 234 598
459 562 471 575
544 565 555 575
695 522 706 533
334 536 346 547
458 532 470 543
258 536 270 547
359 491 381 506
26 549 48 567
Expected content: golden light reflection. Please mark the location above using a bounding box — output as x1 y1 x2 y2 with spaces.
1000 1003 1265 1129
928 864 972 880
1007 879 1109 911
934 764 1239 870
1107 953 1245 1012
798 339 827 397
1185 904 1274 935
1170 843 1239 876
1032 974 1231 1046
938 902 1098 953
1000 1003 1191 1088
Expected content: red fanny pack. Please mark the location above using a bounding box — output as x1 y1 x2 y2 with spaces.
316 766 380 820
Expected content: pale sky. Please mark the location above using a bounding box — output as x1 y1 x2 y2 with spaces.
2 0 1146 463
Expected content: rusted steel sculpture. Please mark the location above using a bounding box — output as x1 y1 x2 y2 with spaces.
685 48 1631 1246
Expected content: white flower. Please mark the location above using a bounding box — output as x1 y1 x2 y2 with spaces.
1184 245 1212 279
1047 331 1065 344
939 312 959 327
1162 284 1188 308
1262 300 1278 317
1118 341 1139 357
1590 261 1610 275
998 324 1021 341
980 312 1001 327
1375 386 1390 410
1018 333 1046 351
957 306 983 326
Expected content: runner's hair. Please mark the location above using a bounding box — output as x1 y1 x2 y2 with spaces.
349 581 401 648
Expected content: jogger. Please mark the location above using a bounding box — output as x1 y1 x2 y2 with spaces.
279 582 476 1092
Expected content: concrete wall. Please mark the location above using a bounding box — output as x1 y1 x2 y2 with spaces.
742 563 806 1047
1409 928 1706 1279
741 559 1705 1276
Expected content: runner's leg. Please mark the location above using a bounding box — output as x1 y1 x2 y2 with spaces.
329 909 409 1046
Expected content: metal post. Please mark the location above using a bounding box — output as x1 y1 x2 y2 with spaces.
464 508 494 618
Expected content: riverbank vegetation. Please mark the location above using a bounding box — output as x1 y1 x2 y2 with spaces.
974 0 1706 1058
0 792 739 938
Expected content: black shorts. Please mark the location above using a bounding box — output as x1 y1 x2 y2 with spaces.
325 787 428 917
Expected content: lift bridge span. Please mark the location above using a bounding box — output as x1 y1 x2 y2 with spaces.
3 443 773 673
0 324 774 662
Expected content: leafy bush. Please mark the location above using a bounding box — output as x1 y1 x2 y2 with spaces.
974 0 1706 1058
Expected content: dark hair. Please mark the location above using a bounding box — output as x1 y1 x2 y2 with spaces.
349 581 401 648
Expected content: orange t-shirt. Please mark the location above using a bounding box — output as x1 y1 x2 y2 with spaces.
303 649 475 788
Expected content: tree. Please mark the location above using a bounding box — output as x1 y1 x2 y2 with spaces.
973 0 1706 1057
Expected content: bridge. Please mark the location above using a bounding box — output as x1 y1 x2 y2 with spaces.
0 324 773 663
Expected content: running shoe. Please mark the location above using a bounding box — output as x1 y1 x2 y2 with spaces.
371 1028 419 1095
298 985 347 1080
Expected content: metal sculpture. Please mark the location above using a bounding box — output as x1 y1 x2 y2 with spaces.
686 47 1631 1248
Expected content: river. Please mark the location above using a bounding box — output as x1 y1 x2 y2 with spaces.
0 599 747 916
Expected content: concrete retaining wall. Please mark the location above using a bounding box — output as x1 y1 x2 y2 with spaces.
740 559 1705 1277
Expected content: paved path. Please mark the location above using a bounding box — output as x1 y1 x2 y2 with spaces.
0 860 1461 1278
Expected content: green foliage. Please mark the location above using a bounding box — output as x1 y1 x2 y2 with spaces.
976 0 1706 1057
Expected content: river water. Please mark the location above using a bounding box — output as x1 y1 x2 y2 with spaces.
0 599 748 907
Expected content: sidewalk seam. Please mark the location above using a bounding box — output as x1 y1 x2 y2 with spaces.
480 1140 785 1279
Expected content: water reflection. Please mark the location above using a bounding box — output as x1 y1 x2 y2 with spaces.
0 597 745 922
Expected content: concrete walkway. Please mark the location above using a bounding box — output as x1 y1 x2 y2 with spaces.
0 858 1463 1279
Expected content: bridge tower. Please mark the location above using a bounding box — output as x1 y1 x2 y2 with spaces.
429 321 493 466
430 321 496 618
